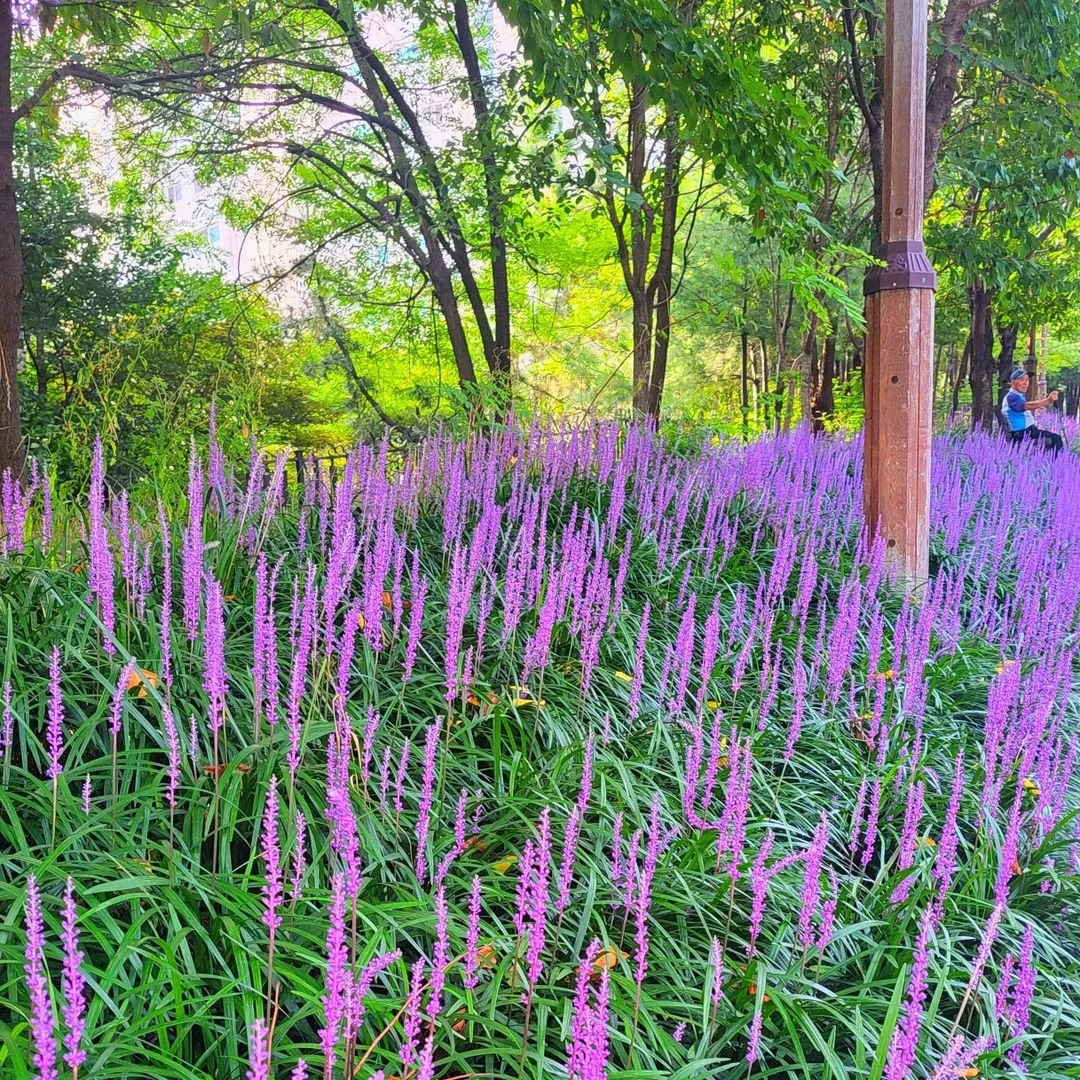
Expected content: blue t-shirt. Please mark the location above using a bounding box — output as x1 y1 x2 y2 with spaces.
1003 389 1033 432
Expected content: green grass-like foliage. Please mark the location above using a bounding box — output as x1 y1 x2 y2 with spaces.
0 423 1078 1080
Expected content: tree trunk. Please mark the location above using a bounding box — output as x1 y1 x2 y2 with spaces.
31 332 47 399
431 272 478 388
453 0 511 393
945 341 958 410
341 23 489 394
968 281 995 432
997 324 1018 387
645 112 682 421
813 336 836 433
0 1 23 480
799 326 816 427
783 353 797 431
950 337 969 418
760 337 771 433
740 324 750 442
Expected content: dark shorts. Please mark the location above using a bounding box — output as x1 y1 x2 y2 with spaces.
1007 426 1064 454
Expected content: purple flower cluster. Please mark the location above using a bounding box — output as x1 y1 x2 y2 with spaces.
567 939 611 1080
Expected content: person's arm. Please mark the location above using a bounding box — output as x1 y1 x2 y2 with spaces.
1023 391 1059 410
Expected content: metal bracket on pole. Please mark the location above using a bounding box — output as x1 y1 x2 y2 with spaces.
864 240 937 295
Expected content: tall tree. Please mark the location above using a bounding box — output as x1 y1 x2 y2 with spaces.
504 0 831 419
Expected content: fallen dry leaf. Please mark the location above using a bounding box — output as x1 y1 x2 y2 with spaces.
202 762 252 779
126 667 160 698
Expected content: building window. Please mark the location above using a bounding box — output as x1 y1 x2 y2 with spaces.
166 181 183 204
203 224 222 245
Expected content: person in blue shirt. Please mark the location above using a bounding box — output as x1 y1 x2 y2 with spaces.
1001 368 1063 454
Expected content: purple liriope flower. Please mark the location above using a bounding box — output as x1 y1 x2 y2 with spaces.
444 543 471 699
891 780 925 905
884 905 935 1080
362 707 381 788
40 466 53 548
797 811 829 951
286 567 317 780
673 1021 686 1044
567 939 611 1080
429 886 450 1019
720 736 753 880
634 799 664 991
1006 924 1036 1068
46 646 64 781
263 560 282 730
81 776 91 815
319 873 349 1072
203 578 227 736
963 902 1004 1008
928 1035 993 1080
464 875 482 990
290 812 307 903
610 812 623 894
88 439 116 653
710 937 724 1016
61 877 87 1069
577 732 595 815
325 737 361 902
621 830 641 913
996 952 1016 1019
416 1035 436 1080
555 804 582 914
994 781 1024 906
290 1061 307 1080
861 775 884 869
522 808 552 1003
164 704 180 811
260 777 284 932
784 645 807 762
334 602 360 722
514 841 537 941
403 573 427 682
245 1017 270 1080
345 949 402 1041
252 553 269 725
24 874 57 1080
747 830 775 959
379 746 393 810
2 679 12 758
182 445 204 641
746 1005 763 1064
701 712 727 815
110 661 134 741
628 602 651 719
932 751 964 909
393 739 411 819
567 937 598 1078
188 714 199 766
434 787 470 887
415 719 442 884
156 501 173 652
400 958 426 1068
816 869 839 954
849 777 868 855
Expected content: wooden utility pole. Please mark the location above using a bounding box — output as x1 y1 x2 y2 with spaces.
863 0 936 587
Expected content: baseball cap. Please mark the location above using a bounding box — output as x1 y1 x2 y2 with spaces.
1009 368 1028 381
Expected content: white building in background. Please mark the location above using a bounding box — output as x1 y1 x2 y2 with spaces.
69 97 294 287
68 3 520 306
